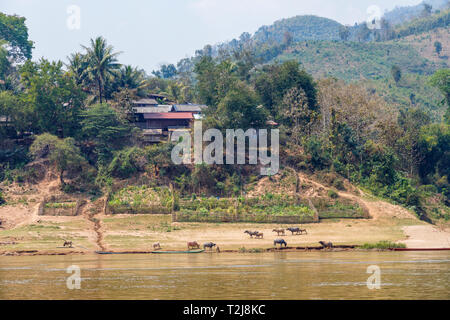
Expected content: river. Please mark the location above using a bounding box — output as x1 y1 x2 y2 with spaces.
0 251 449 300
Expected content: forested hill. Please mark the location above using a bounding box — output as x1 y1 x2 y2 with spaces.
252 15 342 44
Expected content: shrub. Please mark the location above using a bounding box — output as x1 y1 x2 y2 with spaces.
108 147 147 179
333 179 346 191
327 189 339 199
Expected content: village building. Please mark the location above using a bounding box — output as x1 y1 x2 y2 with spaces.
132 97 207 144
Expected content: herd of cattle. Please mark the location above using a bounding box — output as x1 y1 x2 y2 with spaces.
244 227 309 248
150 226 319 252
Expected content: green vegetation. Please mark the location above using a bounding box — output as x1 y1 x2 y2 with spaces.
252 15 342 44
108 186 175 214
179 194 314 218
276 40 442 81
0 12 33 62
44 202 76 209
361 241 407 249
30 134 86 185
312 198 368 219
0 8 449 225
395 9 450 38
0 190 5 205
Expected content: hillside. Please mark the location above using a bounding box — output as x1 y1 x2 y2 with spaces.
392 26 450 63
364 74 446 121
384 0 448 26
275 40 446 80
252 15 342 44
394 8 450 37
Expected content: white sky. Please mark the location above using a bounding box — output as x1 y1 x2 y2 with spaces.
1 0 423 72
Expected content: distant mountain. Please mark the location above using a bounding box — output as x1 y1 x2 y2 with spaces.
172 9 449 121
178 10 448 84
383 0 449 26
252 15 343 44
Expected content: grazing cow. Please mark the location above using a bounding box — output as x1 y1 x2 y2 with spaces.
274 239 287 248
63 240 73 248
153 242 161 250
272 228 285 236
203 242 216 251
287 227 307 235
187 241 200 250
244 230 259 238
255 232 264 239
319 241 333 249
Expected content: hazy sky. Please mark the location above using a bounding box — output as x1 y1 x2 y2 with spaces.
1 0 423 72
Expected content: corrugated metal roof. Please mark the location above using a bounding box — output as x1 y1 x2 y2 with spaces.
133 105 173 113
173 104 208 112
143 112 194 120
133 98 158 105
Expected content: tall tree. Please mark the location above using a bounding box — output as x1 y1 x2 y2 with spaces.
113 65 148 96
0 12 34 63
67 52 89 87
339 26 350 41
216 81 267 130
429 69 450 107
391 65 402 84
434 41 443 56
280 87 317 142
82 37 121 103
30 133 86 185
397 108 431 176
255 60 318 115
20 59 86 137
80 103 132 165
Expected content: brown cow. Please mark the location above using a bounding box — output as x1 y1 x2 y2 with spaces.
153 242 162 250
273 228 285 236
187 241 200 250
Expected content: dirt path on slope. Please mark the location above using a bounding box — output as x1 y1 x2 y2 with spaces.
298 173 416 220
83 202 107 251
0 179 61 230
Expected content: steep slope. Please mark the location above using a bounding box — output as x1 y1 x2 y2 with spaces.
393 26 450 63
275 40 444 80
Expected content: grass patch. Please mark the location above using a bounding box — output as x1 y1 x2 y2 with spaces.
360 241 406 249
45 202 76 209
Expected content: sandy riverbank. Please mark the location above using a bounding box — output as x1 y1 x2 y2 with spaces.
1 212 449 256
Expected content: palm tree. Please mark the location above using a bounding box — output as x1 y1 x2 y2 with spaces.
114 65 148 96
82 37 121 103
67 52 89 87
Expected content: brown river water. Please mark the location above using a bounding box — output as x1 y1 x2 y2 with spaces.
0 251 449 300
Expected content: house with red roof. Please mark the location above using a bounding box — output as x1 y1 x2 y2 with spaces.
132 96 207 143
